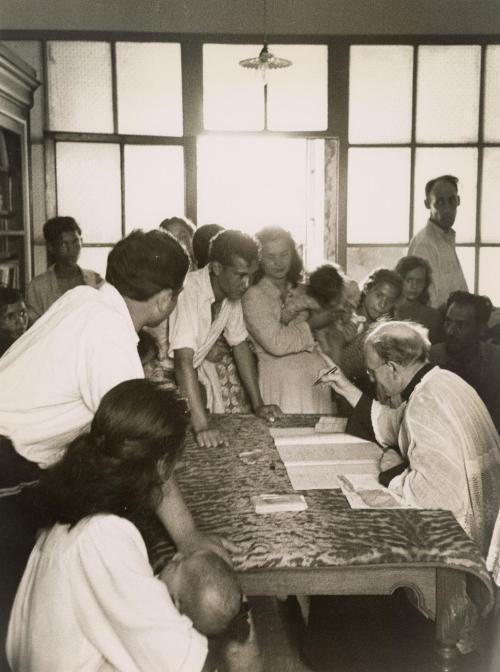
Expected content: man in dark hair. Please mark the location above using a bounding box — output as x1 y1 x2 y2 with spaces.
26 216 103 322
170 229 282 448
408 175 468 308
430 290 500 432
192 223 224 269
0 287 28 356
159 216 195 268
0 229 228 652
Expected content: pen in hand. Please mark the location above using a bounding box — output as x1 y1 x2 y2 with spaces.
313 365 338 386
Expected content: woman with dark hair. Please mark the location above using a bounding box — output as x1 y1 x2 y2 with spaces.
6 380 210 672
242 227 335 413
341 267 403 396
394 255 442 343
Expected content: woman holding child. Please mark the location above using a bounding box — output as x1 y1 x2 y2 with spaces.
242 227 340 414
7 380 240 672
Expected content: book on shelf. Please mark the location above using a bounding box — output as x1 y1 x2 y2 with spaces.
0 258 20 288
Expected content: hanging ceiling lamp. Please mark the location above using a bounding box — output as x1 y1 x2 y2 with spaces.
238 0 292 82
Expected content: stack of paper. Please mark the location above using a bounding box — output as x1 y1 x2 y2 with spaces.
272 432 383 490
338 474 410 509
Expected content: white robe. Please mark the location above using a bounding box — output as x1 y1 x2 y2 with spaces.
372 367 500 555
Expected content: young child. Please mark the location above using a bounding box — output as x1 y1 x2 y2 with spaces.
160 549 242 637
394 255 442 343
280 264 364 362
0 287 29 356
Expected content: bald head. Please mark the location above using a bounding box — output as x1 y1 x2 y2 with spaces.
162 550 242 637
365 321 430 367
363 321 430 397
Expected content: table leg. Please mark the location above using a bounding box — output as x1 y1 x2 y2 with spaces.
435 568 468 672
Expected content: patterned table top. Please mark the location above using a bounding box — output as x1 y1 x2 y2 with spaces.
144 414 493 608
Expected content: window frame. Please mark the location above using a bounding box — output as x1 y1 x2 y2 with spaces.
21 32 498 294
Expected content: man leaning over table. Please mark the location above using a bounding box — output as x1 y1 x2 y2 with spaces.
0 229 233 664
320 320 500 555
169 229 282 449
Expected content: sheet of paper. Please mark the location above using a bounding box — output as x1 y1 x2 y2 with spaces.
268 427 319 439
338 474 411 509
276 441 382 466
272 432 371 447
286 462 380 490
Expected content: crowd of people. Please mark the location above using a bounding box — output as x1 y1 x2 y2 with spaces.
0 172 499 671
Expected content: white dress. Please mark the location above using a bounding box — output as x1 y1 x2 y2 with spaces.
242 277 333 414
7 515 207 672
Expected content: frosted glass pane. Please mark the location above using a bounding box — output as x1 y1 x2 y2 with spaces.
79 246 113 278
481 149 500 243
197 135 310 246
33 244 47 276
349 46 413 143
346 246 407 284
47 42 113 133
124 145 184 233
267 45 327 131
416 46 480 143
479 248 500 305
413 148 477 244
116 42 183 136
56 142 121 243
347 148 411 244
203 44 265 130
484 46 500 142
456 246 475 292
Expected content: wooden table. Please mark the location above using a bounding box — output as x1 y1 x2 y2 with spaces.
145 414 494 672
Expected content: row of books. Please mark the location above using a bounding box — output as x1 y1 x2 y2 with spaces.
0 258 20 288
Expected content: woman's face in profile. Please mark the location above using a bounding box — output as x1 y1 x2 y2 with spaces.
260 237 293 281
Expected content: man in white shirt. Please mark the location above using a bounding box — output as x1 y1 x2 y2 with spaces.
408 175 468 308
170 229 282 448
26 216 103 322
0 229 228 660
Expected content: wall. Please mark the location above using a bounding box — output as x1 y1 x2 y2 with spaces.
2 1 500 275
1 0 500 37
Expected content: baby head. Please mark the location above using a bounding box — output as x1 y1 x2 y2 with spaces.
161 550 242 637
307 263 345 310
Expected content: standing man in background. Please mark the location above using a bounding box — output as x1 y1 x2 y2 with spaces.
408 175 468 309
26 216 103 322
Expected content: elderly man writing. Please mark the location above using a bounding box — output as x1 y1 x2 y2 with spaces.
321 321 500 554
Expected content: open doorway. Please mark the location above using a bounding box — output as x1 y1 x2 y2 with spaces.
197 135 338 272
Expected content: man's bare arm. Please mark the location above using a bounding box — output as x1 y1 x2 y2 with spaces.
174 348 227 448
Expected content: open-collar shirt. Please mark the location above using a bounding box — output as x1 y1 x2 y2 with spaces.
0 283 143 467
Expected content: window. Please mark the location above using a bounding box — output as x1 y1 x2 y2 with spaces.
42 37 499 301
346 43 499 303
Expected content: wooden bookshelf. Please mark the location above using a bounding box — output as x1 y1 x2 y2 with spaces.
0 43 40 290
